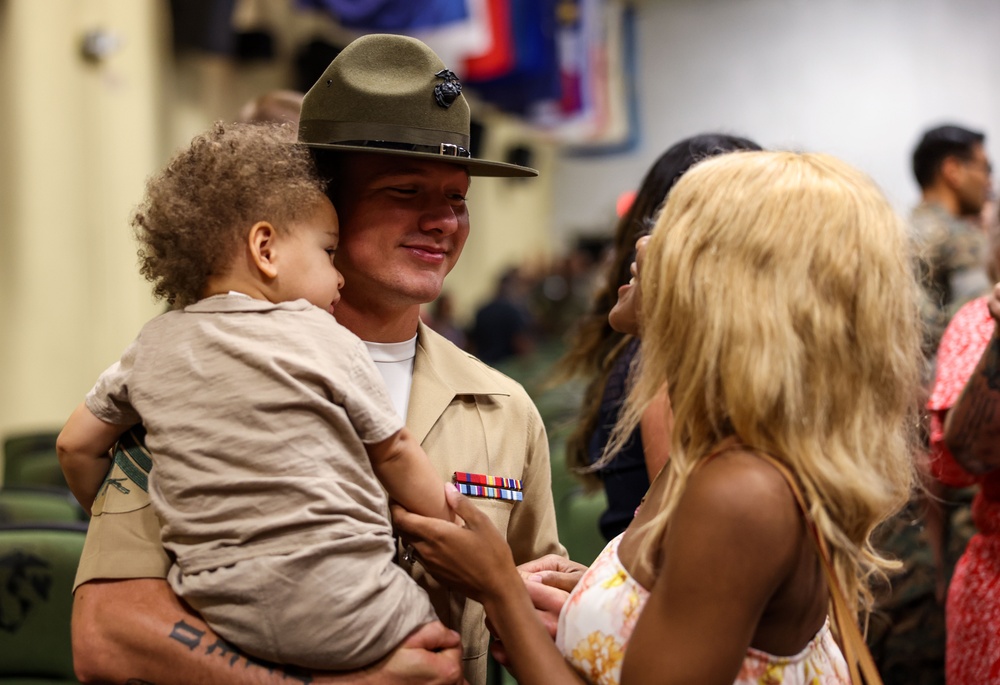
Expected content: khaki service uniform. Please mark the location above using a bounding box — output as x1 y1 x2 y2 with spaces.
75 322 565 685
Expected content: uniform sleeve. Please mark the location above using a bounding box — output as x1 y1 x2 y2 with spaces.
74 505 170 590
505 397 567 564
74 429 170 590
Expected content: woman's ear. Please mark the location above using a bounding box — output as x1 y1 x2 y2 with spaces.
248 221 279 279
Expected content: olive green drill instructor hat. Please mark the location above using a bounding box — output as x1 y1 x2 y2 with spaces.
297 33 537 178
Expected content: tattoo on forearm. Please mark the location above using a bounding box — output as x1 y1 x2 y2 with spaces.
169 620 205 651
206 637 245 666
167 620 313 683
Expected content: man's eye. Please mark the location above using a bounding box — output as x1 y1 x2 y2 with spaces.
389 187 417 195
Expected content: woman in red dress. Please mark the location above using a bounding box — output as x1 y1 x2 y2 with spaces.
928 275 1000 683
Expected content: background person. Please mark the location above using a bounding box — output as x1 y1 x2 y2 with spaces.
869 122 993 685
468 267 536 365
395 150 922 685
553 133 761 541
69 33 564 685
926 203 1000 684
910 124 993 358
237 89 305 133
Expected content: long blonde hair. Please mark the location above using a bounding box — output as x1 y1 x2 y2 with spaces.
615 151 923 617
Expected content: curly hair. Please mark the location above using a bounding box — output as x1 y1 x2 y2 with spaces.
552 133 760 489
132 121 329 307
613 151 922 620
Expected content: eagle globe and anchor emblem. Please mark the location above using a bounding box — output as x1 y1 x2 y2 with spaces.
433 69 463 109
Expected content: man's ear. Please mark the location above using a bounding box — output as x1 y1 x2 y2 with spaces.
940 156 965 189
248 221 279 279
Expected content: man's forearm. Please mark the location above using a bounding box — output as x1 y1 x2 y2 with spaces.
73 579 317 685
73 579 463 685
944 328 1000 473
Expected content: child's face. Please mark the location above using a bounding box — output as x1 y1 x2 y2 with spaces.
279 197 345 315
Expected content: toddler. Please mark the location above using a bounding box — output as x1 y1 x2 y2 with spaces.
57 121 448 670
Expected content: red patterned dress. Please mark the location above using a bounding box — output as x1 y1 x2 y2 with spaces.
927 296 1000 683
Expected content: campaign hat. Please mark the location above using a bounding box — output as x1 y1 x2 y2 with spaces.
298 33 537 178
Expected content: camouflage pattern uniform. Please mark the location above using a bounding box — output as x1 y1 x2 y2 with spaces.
910 200 990 361
866 201 988 684
867 489 975 685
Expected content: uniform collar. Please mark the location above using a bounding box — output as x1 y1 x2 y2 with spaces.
407 321 511 442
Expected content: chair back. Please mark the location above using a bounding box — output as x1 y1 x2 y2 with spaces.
3 431 67 489
0 522 87 682
0 487 86 524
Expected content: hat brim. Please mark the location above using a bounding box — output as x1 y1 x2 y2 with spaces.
302 141 537 178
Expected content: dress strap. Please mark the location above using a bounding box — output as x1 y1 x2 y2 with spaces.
753 452 883 685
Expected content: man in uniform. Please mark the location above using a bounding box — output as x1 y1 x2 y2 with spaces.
909 124 993 359
868 123 993 685
70 34 564 685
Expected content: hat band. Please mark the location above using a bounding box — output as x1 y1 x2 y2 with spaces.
338 139 471 158
299 120 471 151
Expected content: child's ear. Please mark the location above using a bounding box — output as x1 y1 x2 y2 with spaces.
248 221 279 279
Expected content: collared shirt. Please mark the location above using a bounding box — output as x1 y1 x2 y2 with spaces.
74 318 565 685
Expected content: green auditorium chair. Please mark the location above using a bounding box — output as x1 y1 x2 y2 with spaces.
0 486 86 525
0 522 87 684
3 431 67 489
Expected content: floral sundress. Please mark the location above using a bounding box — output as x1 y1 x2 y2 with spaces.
555 534 850 685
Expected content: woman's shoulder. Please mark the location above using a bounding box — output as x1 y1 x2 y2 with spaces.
672 449 803 558
686 449 797 515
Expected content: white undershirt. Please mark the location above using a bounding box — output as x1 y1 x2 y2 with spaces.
363 336 417 420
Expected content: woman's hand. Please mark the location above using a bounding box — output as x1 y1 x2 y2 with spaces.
396 486 587 685
392 484 521 604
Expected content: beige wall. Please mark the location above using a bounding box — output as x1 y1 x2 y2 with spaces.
449 115 557 324
0 0 169 447
0 0 555 454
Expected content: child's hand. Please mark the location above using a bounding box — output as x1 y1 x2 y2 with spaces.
56 403 127 515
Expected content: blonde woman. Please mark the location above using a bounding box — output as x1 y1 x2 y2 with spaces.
394 151 922 685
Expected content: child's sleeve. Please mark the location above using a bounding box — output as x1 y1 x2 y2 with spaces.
85 338 143 427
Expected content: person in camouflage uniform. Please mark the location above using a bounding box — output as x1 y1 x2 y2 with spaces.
867 124 992 685
867 487 975 685
909 124 993 360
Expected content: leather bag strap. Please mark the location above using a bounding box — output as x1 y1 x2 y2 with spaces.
755 453 884 685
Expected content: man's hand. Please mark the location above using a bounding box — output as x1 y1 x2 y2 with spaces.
489 555 587 666
357 622 465 685
519 555 588 593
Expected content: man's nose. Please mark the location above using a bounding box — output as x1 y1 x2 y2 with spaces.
419 199 461 235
